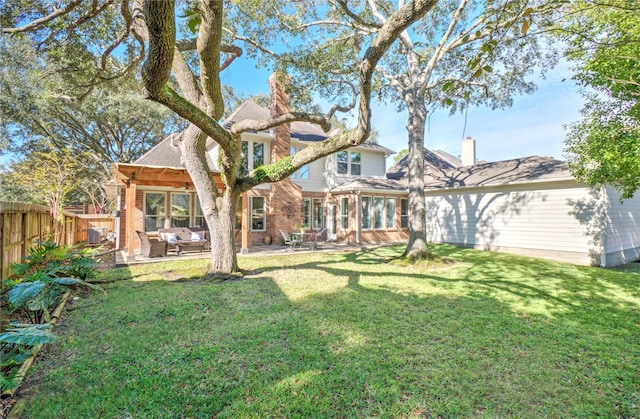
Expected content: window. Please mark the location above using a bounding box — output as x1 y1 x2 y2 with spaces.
337 151 349 174
337 151 361 175
241 141 249 175
340 197 349 230
240 140 267 175
312 198 323 229
401 198 409 228
171 193 191 227
350 152 361 175
361 196 372 229
290 146 309 179
251 196 265 231
374 197 384 229
386 198 396 229
194 198 206 229
144 192 166 232
302 198 311 227
253 142 264 168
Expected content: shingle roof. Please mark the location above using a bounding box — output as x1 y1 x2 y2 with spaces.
331 177 407 193
386 148 461 180
134 133 217 169
222 101 332 142
424 156 572 189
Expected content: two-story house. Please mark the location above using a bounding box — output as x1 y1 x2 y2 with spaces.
114 77 409 257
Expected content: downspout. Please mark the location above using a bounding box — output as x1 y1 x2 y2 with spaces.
355 190 360 244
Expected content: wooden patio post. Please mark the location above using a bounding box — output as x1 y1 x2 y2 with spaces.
126 180 137 258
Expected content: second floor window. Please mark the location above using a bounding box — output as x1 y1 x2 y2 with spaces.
241 140 267 175
290 146 310 179
337 151 361 175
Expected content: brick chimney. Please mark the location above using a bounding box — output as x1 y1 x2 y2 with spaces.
461 136 476 166
268 73 302 241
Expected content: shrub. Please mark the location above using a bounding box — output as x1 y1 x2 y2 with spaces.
0 241 104 392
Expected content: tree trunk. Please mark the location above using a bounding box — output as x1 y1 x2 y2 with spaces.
178 125 239 274
403 93 431 259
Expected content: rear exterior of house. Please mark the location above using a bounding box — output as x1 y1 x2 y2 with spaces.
114 77 410 258
414 153 640 267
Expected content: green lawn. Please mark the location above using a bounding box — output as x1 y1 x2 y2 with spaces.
14 245 640 418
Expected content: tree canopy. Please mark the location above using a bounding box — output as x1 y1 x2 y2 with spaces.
561 0 640 199
2 0 440 273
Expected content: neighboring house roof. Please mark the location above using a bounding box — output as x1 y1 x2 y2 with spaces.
331 177 407 193
424 156 572 189
386 148 462 180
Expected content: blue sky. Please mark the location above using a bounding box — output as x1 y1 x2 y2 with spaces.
221 54 584 166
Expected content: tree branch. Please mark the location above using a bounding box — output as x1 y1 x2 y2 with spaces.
2 1 84 34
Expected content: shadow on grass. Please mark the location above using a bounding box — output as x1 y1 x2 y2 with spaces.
19 244 639 417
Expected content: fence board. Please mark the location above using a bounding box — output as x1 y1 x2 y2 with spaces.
0 202 114 280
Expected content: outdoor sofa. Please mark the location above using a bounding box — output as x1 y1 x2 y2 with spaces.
158 227 209 255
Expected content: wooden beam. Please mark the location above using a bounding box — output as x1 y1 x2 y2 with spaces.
126 180 137 257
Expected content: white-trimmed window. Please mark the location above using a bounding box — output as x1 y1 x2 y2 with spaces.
386 198 396 229
312 198 323 229
302 198 311 227
400 198 409 229
251 196 266 231
340 197 349 230
144 192 166 232
240 140 267 175
337 151 361 175
374 197 384 229
290 146 310 179
170 193 191 227
361 196 372 229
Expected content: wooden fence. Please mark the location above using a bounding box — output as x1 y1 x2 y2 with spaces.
0 202 114 280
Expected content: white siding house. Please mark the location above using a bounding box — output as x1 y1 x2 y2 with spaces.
417 155 640 267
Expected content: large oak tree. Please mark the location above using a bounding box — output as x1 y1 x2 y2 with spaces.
3 0 440 273
354 0 562 258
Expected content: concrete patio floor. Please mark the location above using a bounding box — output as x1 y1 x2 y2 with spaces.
114 241 392 267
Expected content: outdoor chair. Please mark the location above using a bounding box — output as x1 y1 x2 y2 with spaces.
312 228 326 249
280 230 302 252
136 230 168 258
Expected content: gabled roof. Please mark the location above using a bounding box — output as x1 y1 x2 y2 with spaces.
134 133 217 169
386 148 462 180
222 101 333 142
424 156 572 189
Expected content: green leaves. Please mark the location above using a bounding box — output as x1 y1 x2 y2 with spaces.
0 325 57 346
7 281 46 310
181 8 203 35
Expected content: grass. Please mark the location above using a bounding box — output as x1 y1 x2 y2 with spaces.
13 245 640 418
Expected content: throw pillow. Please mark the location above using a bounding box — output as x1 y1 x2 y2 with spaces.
166 232 178 244
191 231 202 241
